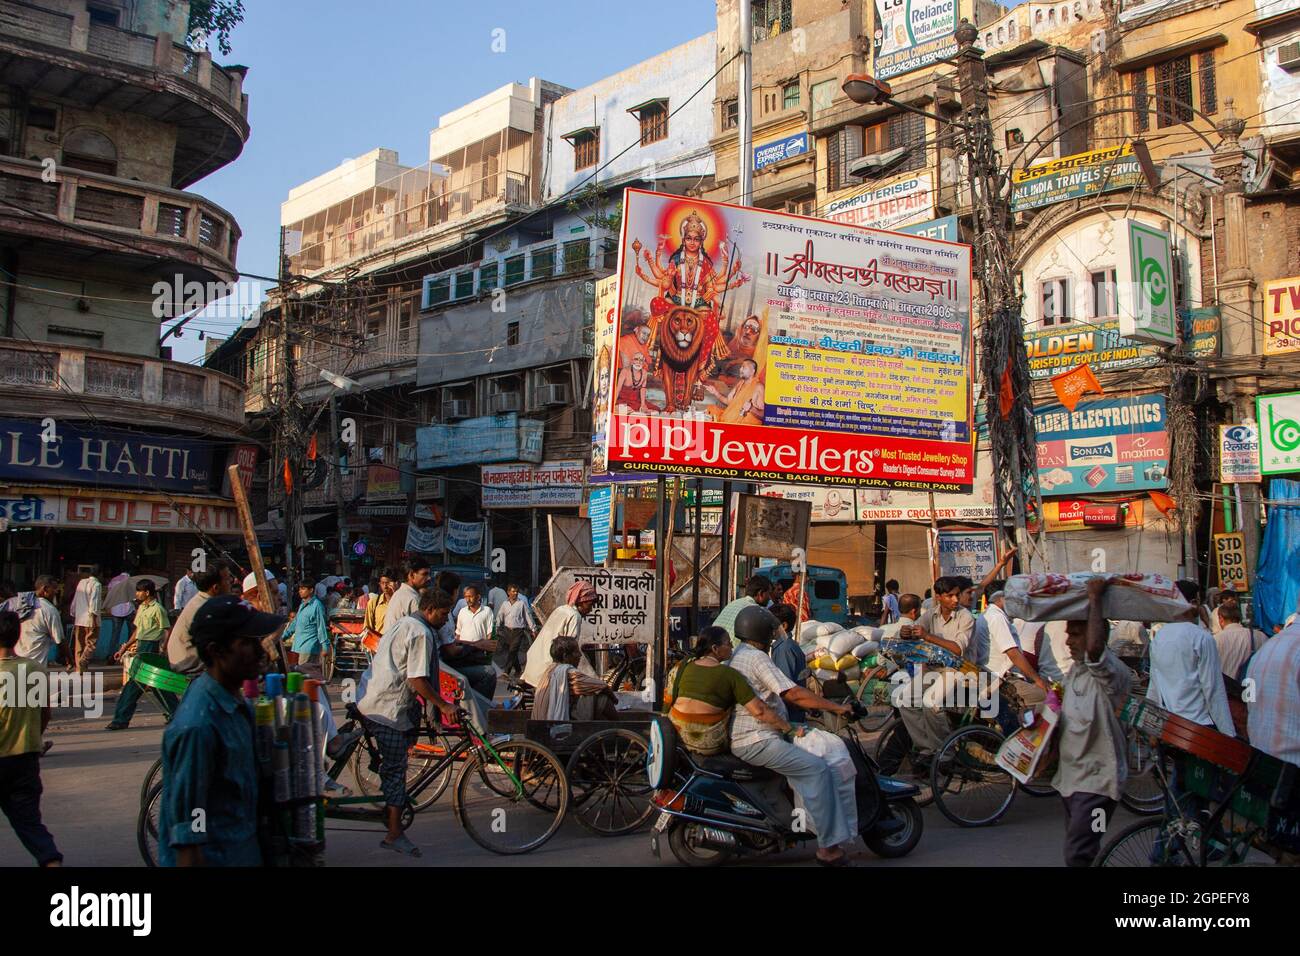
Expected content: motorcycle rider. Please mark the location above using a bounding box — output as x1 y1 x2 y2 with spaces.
728 604 858 866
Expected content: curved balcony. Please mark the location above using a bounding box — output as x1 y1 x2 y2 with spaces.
0 0 249 187
0 338 247 436
0 156 239 283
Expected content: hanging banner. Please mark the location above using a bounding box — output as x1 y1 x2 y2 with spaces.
589 485 614 563
1263 277 1300 356
756 484 857 521
1050 362 1103 412
1010 144 1146 212
1037 498 1144 532
481 460 586 508
416 413 543 468
591 274 620 478
1219 423 1261 484
1024 317 1157 380
1035 395 1169 495
872 0 959 80
1213 532 1249 590
446 519 484 554
607 188 974 490
823 171 936 232
405 521 443 554
1257 391 1300 476
936 530 999 581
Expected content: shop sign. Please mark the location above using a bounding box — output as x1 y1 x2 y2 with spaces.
872 0 958 79
589 485 614 563
533 567 657 645
416 413 544 469
1263 277 1300 356
824 171 936 232
1023 318 1156 380
1182 307 1220 358
1038 498 1144 532
754 131 809 171
898 215 959 243
1010 144 1145 212
1035 395 1169 495
1219 423 1261 484
1213 532 1249 590
756 484 857 521
0 491 238 534
1116 221 1178 345
936 530 999 580
1257 391 1300 476
366 464 404 502
480 460 585 508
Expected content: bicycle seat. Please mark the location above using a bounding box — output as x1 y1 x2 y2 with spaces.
689 751 777 782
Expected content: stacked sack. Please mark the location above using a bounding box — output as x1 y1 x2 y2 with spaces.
801 621 882 684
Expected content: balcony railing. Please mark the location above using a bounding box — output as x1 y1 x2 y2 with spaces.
0 156 239 277
0 338 246 429
0 1 247 118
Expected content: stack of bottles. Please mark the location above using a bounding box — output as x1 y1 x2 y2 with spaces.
246 672 325 849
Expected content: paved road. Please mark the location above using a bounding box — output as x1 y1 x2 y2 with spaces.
0 674 1144 867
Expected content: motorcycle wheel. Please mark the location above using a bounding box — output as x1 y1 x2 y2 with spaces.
863 797 924 859
666 821 735 867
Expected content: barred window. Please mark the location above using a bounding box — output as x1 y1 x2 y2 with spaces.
1132 71 1149 132
1199 50 1217 116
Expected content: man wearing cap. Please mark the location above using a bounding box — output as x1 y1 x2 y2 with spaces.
522 581 600 689
159 595 283 866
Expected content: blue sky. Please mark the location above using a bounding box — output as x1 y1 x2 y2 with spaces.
177 0 717 362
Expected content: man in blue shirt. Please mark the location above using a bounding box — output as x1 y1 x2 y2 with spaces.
160 595 284 867
283 580 330 675
768 603 809 724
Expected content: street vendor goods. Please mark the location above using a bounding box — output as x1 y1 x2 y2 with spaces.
1004 573 1192 623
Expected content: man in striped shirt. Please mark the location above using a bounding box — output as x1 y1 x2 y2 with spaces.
1246 621 1300 768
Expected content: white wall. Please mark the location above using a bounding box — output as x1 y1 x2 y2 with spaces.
1258 0 1300 144
280 148 420 225
427 80 543 162
543 34 716 199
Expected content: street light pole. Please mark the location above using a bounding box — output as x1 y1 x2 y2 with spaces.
738 0 753 205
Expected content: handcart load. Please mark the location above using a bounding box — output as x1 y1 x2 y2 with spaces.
808 623 882 683
1004 572 1192 623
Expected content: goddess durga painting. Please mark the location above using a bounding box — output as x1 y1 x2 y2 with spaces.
629 210 750 412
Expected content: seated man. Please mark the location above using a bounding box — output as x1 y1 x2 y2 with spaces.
530 636 618 721
729 605 857 867
895 576 974 772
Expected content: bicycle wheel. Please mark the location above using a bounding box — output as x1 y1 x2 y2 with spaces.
873 717 933 807
565 729 654 836
140 756 163 809
453 741 568 854
351 734 455 812
1094 818 1198 867
138 781 162 867
930 724 1016 827
1119 732 1164 816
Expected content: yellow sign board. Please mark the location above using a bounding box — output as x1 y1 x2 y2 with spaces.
1213 532 1249 590
1263 277 1300 356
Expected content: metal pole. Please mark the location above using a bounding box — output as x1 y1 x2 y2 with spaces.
719 480 734 603
691 477 703 633
330 394 350 580
738 0 753 206
529 506 539 594
653 475 668 712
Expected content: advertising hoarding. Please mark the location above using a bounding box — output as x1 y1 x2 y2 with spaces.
754 131 809 170
1117 221 1178 345
1257 391 1300 476
1035 395 1169 495
937 529 999 581
756 483 857 521
1010 144 1146 212
824 171 935 232
872 0 959 80
1263 277 1300 356
1023 318 1157 380
606 188 974 491
1219 423 1261 484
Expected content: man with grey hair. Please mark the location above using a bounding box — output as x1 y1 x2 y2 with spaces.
7 575 64 665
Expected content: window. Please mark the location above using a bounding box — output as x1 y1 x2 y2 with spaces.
752 0 793 39
26 107 56 131
637 102 669 145
811 79 836 117
87 4 119 26
1089 270 1118 318
722 99 738 131
1155 56 1193 127
859 112 926 175
1130 50 1217 132
62 128 117 176
826 125 863 193
507 321 520 346
571 129 599 170
453 270 474 300
1199 50 1217 115
504 254 525 286
365 306 383 340
1132 71 1149 133
782 82 800 110
531 246 555 280
563 238 591 273
479 261 499 290
397 300 413 343
1040 278 1072 326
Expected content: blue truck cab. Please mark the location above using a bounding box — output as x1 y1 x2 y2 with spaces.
762 563 852 625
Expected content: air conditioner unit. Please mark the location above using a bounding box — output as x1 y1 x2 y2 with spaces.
444 399 472 420
1280 41 1300 72
537 383 570 406
491 391 522 413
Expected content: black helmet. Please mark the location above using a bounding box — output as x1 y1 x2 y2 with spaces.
734 604 780 647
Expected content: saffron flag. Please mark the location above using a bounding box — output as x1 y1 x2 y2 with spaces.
307 433 318 461
1050 362 1103 412
283 458 293 495
998 358 1014 419
1148 490 1176 516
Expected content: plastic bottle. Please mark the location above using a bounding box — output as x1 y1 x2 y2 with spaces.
272 736 291 804
306 680 328 796
265 672 287 731
255 698 275 770
291 692 317 840
242 679 259 705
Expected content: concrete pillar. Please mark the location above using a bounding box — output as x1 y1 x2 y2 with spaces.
70 9 90 52
1210 100 1257 359
153 32 174 72
197 51 212 90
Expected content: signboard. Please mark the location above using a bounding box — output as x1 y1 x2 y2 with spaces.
756 484 857 521
415 477 444 500
446 518 484 554
607 188 974 490
232 444 258 493
855 443 996 521
1023 318 1156 380
533 567 657 645
1035 395 1169 495
898 214 958 243
1263 276 1300 356
735 494 811 559
872 0 959 80
1182 307 1221 358
416 413 543 469
405 521 442 554
481 460 585 508
936 530 999 581
824 171 935 232
1213 532 1249 590
591 274 619 477
0 419 212 494
754 131 809 171
589 484 614 563
1117 221 1178 345
1038 498 1144 532
1010 144 1146 212
1219 423 1261 484
1257 391 1300 476
0 490 238 534
365 464 404 502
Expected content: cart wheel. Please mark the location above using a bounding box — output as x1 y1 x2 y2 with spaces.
1093 818 1202 867
566 729 655 836
1119 731 1165 816
930 724 1016 827
453 741 568 854
351 734 455 812
138 781 162 867
140 756 163 809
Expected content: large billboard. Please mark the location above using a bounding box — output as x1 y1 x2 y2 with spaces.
872 0 959 80
1264 277 1300 356
604 189 975 491
1011 144 1146 212
1023 318 1157 380
1035 394 1169 496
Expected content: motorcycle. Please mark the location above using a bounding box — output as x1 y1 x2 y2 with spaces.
647 703 925 866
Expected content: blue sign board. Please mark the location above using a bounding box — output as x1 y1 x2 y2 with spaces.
754 132 809 171
1034 395 1169 496
416 413 544 470
589 485 614 563
898 215 959 243
0 419 213 494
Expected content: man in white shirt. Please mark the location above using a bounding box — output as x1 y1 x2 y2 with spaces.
454 585 495 645
444 584 497 699
982 589 1050 732
494 583 536 678
522 581 599 689
9 576 64 664
1213 601 1266 683
70 567 103 674
358 589 456 857
172 570 199 615
878 593 921 639
1147 580 1235 736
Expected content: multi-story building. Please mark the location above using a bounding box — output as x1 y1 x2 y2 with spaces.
0 0 251 612
414 34 717 590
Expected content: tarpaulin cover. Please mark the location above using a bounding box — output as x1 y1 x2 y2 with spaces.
1256 478 1300 634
